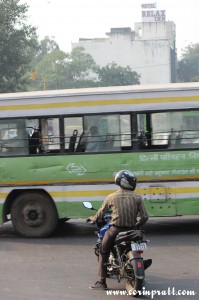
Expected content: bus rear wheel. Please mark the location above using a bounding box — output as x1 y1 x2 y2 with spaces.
11 191 58 238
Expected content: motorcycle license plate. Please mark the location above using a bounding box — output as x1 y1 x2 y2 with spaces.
131 242 147 251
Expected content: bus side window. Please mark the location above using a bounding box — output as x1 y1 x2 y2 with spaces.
75 131 89 152
82 114 132 152
41 118 60 153
7 121 29 155
85 115 118 152
104 133 115 150
64 117 83 152
137 114 149 149
138 130 148 149
84 126 102 152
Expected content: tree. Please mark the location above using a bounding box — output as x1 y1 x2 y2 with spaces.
31 36 60 69
29 46 98 90
33 49 67 90
177 43 199 82
0 0 39 93
63 47 98 88
97 62 140 87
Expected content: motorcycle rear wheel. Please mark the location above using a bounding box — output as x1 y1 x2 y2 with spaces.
124 272 143 297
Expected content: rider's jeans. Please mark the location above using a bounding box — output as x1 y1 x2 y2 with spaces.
98 225 120 279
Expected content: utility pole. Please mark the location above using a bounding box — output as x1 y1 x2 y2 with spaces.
43 76 47 90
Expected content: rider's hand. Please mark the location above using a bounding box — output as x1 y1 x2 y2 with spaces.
86 216 95 222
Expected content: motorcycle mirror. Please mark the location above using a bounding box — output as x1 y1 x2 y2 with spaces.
82 201 93 209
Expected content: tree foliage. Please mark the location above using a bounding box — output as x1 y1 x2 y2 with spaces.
35 49 67 90
63 47 98 88
0 0 39 92
31 36 60 69
177 43 199 82
29 46 98 90
97 62 140 87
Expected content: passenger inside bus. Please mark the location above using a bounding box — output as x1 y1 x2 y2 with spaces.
85 126 102 152
15 122 29 154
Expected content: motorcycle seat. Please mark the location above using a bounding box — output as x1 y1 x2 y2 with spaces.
117 229 135 237
114 230 143 244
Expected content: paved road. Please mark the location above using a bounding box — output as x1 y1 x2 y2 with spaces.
0 216 198 300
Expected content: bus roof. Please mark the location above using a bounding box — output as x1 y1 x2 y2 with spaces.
1 83 199 118
1 82 199 100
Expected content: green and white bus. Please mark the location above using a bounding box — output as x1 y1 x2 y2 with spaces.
1 83 199 237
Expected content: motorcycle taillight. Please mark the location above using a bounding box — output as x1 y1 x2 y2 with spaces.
137 261 143 268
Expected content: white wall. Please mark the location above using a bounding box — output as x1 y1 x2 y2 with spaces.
72 22 176 84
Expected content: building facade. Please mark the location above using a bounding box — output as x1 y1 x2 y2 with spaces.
72 21 176 84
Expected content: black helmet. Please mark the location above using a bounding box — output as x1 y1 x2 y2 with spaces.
115 170 137 191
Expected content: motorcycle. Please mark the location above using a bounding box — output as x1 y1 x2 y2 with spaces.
83 201 151 297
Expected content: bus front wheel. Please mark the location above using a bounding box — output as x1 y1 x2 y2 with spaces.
11 191 58 238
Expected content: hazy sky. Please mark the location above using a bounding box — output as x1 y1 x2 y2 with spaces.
19 0 198 58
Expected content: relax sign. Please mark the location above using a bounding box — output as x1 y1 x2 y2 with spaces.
141 3 166 22
142 9 166 22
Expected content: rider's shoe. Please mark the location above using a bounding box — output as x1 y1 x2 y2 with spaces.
89 281 108 290
144 259 152 270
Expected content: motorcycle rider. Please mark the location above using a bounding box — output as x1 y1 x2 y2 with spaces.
88 170 152 290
